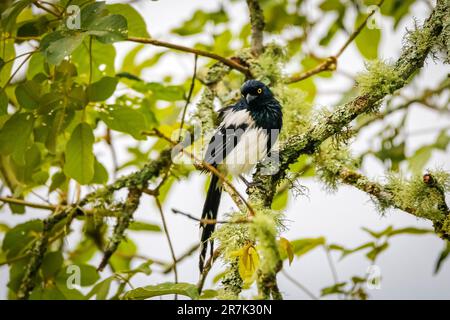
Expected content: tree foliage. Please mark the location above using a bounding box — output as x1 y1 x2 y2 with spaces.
0 0 449 300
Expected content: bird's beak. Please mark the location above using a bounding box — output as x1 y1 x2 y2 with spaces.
246 93 257 104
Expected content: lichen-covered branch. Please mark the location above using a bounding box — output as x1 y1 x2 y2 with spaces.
97 187 142 271
17 207 77 299
249 0 448 207
246 0 265 57
336 167 449 236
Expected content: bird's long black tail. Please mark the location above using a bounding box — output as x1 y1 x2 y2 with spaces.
199 174 222 272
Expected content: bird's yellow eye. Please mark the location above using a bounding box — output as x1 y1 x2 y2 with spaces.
257 88 262 94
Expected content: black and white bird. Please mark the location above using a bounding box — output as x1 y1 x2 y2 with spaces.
199 79 283 272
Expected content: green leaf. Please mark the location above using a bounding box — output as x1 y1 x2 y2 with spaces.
361 226 393 239
434 130 450 150
366 242 389 261
128 221 161 232
107 4 149 38
80 2 108 28
388 227 432 237
110 240 137 272
335 242 375 260
41 31 85 65
1 0 32 32
0 223 10 233
435 241 450 274
55 280 85 300
0 39 15 87
86 276 114 300
91 158 108 184
0 90 8 115
2 220 43 259
87 76 118 102
70 238 97 264
15 80 41 109
27 52 46 79
122 282 200 300
49 171 67 192
30 285 66 300
0 112 34 157
121 260 153 276
98 104 150 139
45 108 67 154
63 122 95 184
71 39 115 82
290 237 325 257
86 14 128 43
408 146 432 174
321 282 347 297
17 16 51 38
171 8 227 36
354 13 380 60
133 82 185 101
272 189 289 210
200 289 218 299
42 251 64 280
57 264 100 287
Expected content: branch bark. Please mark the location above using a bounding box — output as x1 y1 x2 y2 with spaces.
249 0 448 207
127 37 251 77
246 0 265 57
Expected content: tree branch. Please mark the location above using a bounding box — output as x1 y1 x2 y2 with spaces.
249 0 448 207
246 0 265 57
285 0 385 84
17 207 77 299
127 37 251 77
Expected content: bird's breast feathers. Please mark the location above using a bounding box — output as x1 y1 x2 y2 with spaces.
217 109 269 175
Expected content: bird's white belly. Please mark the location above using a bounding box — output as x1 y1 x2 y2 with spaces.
220 127 268 176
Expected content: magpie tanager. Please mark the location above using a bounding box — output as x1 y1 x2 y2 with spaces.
199 80 283 272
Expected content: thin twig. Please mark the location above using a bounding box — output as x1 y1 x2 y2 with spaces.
33 0 61 17
171 208 250 225
1 52 34 89
88 36 93 84
281 270 319 300
155 197 178 299
105 128 119 178
323 245 340 298
197 248 222 294
286 0 385 84
0 197 56 211
163 243 200 274
127 37 251 77
178 54 198 142
334 0 385 58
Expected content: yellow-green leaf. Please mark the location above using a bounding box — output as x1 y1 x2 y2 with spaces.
278 237 294 265
63 122 95 184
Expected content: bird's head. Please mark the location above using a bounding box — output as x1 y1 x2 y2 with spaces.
240 80 273 107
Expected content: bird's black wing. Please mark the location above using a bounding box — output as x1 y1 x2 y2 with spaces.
204 101 249 166
204 122 248 166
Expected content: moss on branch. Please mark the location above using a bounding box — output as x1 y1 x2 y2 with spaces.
248 0 449 207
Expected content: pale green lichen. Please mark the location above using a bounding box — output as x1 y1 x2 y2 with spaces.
217 261 243 300
236 42 286 85
275 85 311 141
385 171 450 221
314 141 358 192
250 209 281 277
213 212 251 298
356 60 404 106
